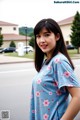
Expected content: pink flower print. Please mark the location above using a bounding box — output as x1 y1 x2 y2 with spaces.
43 113 49 120
43 84 47 87
48 108 50 111
52 99 54 102
53 81 58 86
56 89 62 95
37 79 42 84
49 92 52 95
32 110 35 113
36 91 40 97
54 58 60 63
43 100 50 106
54 70 57 74
63 71 70 77
47 65 52 70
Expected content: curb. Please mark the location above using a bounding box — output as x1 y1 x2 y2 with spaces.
0 60 34 65
0 56 80 65
71 57 80 59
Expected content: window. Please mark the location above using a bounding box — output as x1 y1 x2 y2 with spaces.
13 27 16 30
66 41 69 45
0 27 2 34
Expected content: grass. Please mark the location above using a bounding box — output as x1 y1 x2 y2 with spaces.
5 52 34 59
67 49 77 57
3 49 78 59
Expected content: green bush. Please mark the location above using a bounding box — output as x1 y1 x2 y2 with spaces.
9 41 16 48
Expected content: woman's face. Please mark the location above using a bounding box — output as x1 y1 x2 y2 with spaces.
36 28 60 59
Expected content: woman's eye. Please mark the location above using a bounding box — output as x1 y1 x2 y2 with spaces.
36 35 40 38
44 33 50 37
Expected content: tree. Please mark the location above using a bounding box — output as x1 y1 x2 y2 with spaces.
29 36 35 48
9 41 16 48
70 11 80 53
0 34 3 47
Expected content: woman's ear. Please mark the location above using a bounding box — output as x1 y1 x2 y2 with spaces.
56 33 60 41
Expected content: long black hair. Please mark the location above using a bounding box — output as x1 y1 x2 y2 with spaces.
34 18 74 72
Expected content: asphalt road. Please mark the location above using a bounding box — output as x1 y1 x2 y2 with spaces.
0 62 36 120
0 60 80 120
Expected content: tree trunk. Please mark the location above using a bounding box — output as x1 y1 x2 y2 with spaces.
77 47 80 54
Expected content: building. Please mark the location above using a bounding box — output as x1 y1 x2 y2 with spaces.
0 16 74 48
58 16 74 45
0 21 31 48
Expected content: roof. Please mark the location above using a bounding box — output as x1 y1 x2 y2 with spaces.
58 16 74 26
0 21 18 26
3 34 31 41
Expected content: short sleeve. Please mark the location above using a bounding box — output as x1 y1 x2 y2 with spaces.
54 58 80 89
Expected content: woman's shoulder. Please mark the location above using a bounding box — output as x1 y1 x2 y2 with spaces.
51 53 68 63
50 53 72 70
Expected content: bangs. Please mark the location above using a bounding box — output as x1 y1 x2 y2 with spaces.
34 19 58 35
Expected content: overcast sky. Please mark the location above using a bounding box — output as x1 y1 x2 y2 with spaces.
0 0 80 27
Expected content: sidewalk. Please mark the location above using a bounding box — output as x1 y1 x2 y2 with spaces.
0 54 33 64
70 54 80 59
0 54 80 64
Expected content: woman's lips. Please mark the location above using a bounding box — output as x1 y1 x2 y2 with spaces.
40 44 48 49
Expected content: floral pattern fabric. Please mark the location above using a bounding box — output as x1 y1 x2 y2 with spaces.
30 53 80 120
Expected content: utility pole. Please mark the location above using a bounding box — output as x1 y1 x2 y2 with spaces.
24 27 28 53
0 27 3 47
0 27 2 35
24 27 27 47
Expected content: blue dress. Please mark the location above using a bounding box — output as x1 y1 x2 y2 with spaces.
30 53 80 120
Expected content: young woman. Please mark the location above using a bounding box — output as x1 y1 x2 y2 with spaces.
30 18 80 120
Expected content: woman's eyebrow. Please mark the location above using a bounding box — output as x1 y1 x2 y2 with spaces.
36 32 48 35
43 31 50 34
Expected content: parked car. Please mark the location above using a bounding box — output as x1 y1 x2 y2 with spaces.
0 48 3 53
0 47 16 53
66 45 75 50
16 46 34 53
24 46 34 52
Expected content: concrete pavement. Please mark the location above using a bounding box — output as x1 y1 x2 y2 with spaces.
0 53 80 64
0 54 33 64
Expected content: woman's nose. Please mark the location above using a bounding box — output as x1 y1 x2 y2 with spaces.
40 36 45 42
